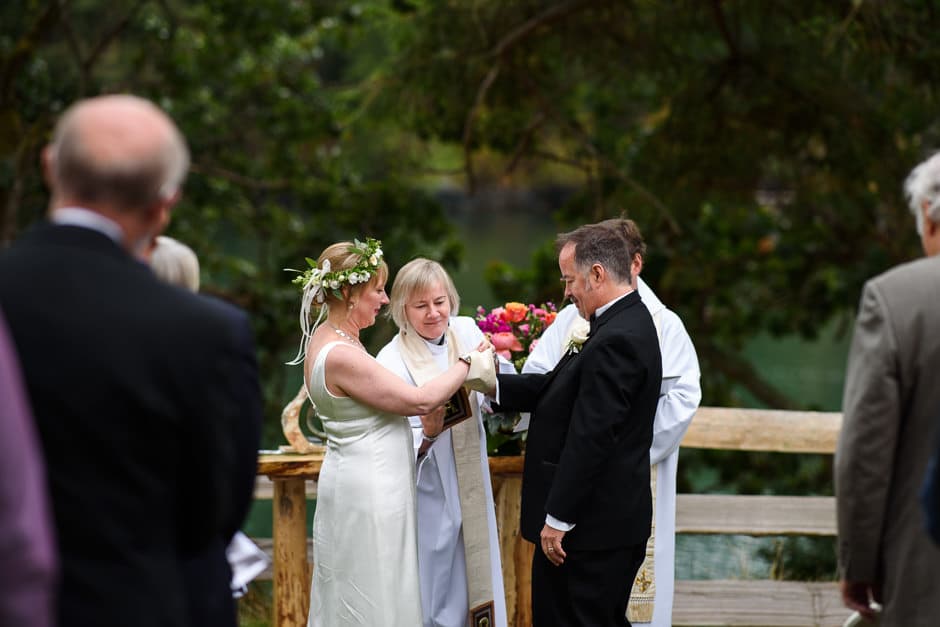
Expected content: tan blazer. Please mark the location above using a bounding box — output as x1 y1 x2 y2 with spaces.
836 254 940 626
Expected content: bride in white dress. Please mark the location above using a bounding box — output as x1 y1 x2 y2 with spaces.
288 239 494 627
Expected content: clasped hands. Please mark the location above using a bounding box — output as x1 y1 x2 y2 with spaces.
463 339 498 396
418 341 496 443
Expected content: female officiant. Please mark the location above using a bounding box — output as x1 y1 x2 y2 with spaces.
377 259 511 627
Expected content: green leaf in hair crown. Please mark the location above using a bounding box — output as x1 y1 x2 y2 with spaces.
286 237 384 304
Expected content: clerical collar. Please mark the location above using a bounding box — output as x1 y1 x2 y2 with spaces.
50 207 124 244
421 333 446 348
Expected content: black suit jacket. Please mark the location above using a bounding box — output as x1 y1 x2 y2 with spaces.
0 223 262 627
181 296 263 627
498 291 661 550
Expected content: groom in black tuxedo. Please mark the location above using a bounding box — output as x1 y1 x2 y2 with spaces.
0 95 261 627
495 221 662 626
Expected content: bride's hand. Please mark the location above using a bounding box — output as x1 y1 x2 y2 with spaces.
419 405 446 440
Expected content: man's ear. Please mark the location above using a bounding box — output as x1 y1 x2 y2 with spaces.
41 145 55 188
149 191 178 235
591 263 605 284
927 214 939 237
630 254 643 289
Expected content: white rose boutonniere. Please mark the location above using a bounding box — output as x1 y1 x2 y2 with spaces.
564 317 591 354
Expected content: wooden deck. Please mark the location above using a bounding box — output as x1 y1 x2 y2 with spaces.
253 406 850 627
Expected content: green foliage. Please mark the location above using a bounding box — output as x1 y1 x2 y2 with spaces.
0 0 462 444
363 1 940 580
6 0 938 582
376 0 940 410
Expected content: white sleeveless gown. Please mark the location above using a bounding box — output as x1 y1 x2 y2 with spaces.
306 342 423 626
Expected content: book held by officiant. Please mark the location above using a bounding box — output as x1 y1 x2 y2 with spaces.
443 387 472 429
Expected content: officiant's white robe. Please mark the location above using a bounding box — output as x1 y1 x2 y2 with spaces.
522 278 701 627
377 316 508 627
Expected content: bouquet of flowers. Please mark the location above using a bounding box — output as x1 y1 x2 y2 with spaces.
475 301 558 453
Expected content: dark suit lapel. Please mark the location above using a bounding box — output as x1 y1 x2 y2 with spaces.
537 294 639 392
539 342 581 391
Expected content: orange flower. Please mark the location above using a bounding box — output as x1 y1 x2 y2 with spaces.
502 302 528 323
543 311 557 326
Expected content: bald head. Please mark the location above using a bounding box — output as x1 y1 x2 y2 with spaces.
47 95 189 213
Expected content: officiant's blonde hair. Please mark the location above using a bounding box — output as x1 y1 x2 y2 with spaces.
388 258 460 332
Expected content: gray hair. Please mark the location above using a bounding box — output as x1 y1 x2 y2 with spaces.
50 95 190 212
556 222 637 284
150 236 200 292
388 258 460 331
903 152 940 236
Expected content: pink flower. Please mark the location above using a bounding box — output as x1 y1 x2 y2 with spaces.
528 339 539 353
491 331 523 359
519 323 530 335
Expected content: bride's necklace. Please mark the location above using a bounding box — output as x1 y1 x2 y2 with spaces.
328 322 364 349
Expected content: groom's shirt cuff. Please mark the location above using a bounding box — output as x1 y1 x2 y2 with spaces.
545 514 575 532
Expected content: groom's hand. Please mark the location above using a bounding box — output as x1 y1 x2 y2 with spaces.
540 524 567 566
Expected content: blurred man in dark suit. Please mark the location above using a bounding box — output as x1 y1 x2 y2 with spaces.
0 94 261 627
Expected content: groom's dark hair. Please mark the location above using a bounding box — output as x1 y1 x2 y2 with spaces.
556 219 639 285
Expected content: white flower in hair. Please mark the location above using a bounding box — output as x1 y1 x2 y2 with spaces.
285 237 384 366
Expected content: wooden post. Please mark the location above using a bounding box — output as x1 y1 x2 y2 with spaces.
489 456 531 627
273 477 311 627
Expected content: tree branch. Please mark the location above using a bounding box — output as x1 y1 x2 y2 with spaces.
58 9 89 94
0 0 66 105
188 163 294 191
82 0 148 75
501 112 546 180
518 72 682 234
531 149 591 171
708 0 740 62
461 63 500 193
487 0 599 59
1 115 52 245
462 0 600 193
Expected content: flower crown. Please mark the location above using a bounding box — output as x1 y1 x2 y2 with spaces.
285 237 384 366
290 237 384 304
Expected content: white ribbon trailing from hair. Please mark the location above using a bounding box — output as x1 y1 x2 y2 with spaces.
286 259 331 366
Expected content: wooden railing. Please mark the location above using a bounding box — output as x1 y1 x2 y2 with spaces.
670 407 845 627
254 406 850 627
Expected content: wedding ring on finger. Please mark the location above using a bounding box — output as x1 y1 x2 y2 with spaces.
547 546 554 553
